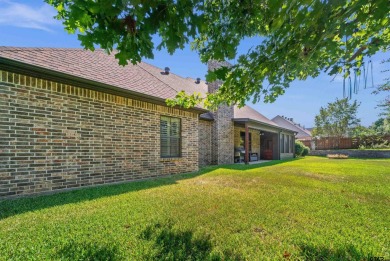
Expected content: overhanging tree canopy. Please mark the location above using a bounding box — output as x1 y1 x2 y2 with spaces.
47 0 390 109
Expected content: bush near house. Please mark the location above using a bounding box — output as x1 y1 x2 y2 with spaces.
295 140 310 156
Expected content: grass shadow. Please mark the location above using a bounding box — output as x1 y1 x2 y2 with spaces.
0 172 202 220
139 220 243 260
55 240 121 261
215 157 303 171
299 244 377 260
0 158 298 220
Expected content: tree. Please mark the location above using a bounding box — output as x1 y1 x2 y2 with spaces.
373 58 390 117
313 98 360 146
371 118 390 135
354 118 390 136
351 117 390 149
352 118 390 137
46 0 390 109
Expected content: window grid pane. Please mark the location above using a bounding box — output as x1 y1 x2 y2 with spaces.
286 135 290 153
291 137 294 153
160 116 181 157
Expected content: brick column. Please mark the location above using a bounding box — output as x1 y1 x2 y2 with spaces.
208 60 234 165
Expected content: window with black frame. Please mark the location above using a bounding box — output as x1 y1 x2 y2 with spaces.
160 116 181 157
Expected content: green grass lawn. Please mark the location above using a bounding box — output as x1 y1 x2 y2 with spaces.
0 157 389 260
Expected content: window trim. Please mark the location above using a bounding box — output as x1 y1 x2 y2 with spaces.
160 116 182 158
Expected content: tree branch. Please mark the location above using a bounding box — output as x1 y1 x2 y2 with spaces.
347 38 380 62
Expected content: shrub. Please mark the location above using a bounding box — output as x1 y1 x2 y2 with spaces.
295 141 310 157
371 141 390 149
295 141 304 156
358 135 390 149
302 146 310 156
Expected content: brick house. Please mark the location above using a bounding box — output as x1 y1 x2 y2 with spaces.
0 47 295 197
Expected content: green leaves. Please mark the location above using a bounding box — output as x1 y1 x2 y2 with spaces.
46 0 390 109
314 98 361 139
166 91 204 109
46 0 203 65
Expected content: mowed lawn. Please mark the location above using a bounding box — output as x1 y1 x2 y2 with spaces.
0 157 389 260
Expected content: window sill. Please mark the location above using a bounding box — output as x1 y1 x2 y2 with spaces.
159 157 183 162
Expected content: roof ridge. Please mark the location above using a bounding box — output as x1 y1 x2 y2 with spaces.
274 115 311 134
141 61 199 83
0 46 104 51
137 63 179 96
139 62 207 89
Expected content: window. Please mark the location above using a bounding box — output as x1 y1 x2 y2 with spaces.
280 134 285 153
285 135 289 153
160 116 181 157
240 131 252 152
290 135 294 153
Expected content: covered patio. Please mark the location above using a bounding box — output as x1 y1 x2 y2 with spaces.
233 121 281 164
232 106 296 164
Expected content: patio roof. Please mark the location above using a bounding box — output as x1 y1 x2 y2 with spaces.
233 118 297 134
233 106 296 134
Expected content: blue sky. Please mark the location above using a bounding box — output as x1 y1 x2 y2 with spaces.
1 0 389 127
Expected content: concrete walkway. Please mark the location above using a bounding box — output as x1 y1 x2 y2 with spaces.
236 160 272 165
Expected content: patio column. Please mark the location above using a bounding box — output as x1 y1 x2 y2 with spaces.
245 123 249 164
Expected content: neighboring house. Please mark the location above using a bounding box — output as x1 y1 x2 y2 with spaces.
306 127 314 133
0 47 295 197
272 115 312 141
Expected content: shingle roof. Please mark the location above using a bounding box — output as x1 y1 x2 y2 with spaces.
271 115 312 139
234 105 280 127
0 47 206 102
199 112 214 120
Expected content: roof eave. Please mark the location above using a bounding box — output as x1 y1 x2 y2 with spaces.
233 118 297 134
199 117 214 121
0 57 208 114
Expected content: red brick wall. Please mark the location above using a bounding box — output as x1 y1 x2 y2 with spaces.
0 70 199 198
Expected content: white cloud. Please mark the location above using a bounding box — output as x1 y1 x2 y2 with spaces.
0 0 60 32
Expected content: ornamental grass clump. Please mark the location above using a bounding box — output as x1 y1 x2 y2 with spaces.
327 154 349 159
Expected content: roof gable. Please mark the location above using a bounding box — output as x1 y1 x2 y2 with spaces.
234 105 279 127
271 115 312 138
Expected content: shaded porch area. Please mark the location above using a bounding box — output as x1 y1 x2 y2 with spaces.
233 122 280 163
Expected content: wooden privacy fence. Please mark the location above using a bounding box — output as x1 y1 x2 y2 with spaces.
315 137 360 150
303 136 390 150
